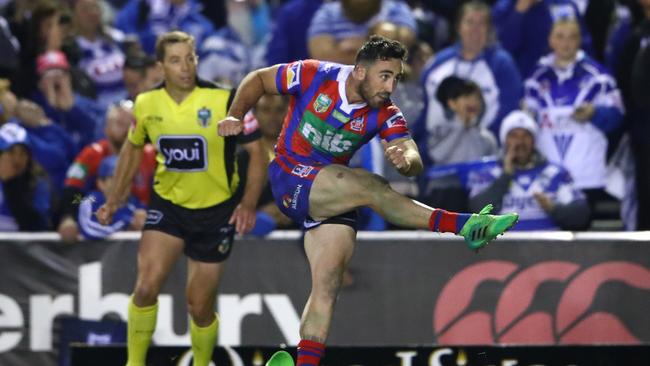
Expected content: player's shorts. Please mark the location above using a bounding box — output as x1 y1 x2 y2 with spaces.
143 191 236 263
268 156 358 231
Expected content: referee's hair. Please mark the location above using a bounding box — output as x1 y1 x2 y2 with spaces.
355 35 408 65
155 31 196 62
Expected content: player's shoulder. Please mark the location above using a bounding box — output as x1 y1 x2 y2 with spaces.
78 139 110 159
134 84 165 107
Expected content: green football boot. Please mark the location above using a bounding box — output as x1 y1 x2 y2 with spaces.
459 204 519 251
266 351 294 366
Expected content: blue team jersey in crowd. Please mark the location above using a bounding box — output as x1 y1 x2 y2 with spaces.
78 191 139 240
524 51 624 189
465 159 585 230
273 59 411 169
419 44 522 138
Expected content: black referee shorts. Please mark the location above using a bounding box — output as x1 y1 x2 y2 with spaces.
143 191 237 263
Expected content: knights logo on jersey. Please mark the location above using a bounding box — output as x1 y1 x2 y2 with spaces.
197 107 211 127
313 93 332 113
350 116 364 132
287 62 301 89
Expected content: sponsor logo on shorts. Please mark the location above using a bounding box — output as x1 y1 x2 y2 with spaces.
313 93 332 113
291 184 302 210
145 210 163 225
197 107 211 127
282 194 291 208
157 135 207 171
217 231 233 254
291 164 314 178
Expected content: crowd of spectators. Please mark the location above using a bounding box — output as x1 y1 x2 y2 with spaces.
0 0 647 237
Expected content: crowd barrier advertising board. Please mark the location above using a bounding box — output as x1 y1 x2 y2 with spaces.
70 345 650 366
0 231 649 365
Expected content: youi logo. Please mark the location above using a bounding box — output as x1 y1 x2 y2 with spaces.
157 135 208 171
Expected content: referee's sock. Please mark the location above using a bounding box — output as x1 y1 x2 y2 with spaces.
190 314 219 366
126 297 158 366
429 209 471 234
297 339 324 366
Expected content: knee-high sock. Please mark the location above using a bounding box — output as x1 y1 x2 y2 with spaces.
297 339 325 366
429 209 471 234
190 314 219 366
126 297 158 366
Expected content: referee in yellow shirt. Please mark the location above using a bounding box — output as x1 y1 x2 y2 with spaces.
97 31 267 366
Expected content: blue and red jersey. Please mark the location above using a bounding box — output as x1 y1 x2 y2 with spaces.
273 60 410 172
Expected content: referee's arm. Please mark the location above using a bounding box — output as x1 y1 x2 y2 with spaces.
97 141 144 225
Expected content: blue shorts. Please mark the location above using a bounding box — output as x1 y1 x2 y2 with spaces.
268 156 357 231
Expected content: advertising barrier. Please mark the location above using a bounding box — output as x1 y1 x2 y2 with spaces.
0 231 649 365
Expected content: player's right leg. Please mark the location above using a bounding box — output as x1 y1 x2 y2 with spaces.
126 230 184 366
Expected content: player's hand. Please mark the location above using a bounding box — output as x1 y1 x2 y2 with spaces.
217 116 243 136
96 203 118 226
382 140 411 171
229 202 257 235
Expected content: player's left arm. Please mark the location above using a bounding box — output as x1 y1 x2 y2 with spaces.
383 137 423 177
229 139 268 235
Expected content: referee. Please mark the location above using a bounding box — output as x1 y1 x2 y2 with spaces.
97 31 266 366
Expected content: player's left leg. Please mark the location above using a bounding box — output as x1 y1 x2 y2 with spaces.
186 259 225 366
308 164 518 250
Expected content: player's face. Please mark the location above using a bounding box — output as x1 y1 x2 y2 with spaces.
549 22 580 62
161 41 197 91
506 128 535 164
359 58 403 108
254 95 288 139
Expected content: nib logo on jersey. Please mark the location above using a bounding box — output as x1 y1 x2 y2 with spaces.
158 135 208 171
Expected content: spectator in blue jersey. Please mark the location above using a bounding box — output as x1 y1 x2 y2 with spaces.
0 80 75 194
419 0 522 140
265 0 323 65
419 76 498 212
467 110 589 230
523 18 624 215
493 0 593 78
78 155 145 240
197 27 250 88
32 51 104 154
0 122 51 231
307 0 417 65
114 0 214 55
69 0 127 109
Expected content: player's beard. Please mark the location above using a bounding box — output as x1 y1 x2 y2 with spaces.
359 80 389 108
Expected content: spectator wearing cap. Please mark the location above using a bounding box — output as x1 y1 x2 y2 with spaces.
32 50 104 154
77 155 146 240
417 75 498 212
57 103 156 243
466 110 590 230
0 122 51 231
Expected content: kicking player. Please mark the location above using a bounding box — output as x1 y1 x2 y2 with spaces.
218 35 518 366
97 31 266 366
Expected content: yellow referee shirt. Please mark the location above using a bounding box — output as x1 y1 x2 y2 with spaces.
128 80 260 209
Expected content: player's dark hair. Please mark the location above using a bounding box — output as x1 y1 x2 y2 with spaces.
155 31 196 62
355 35 408 65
